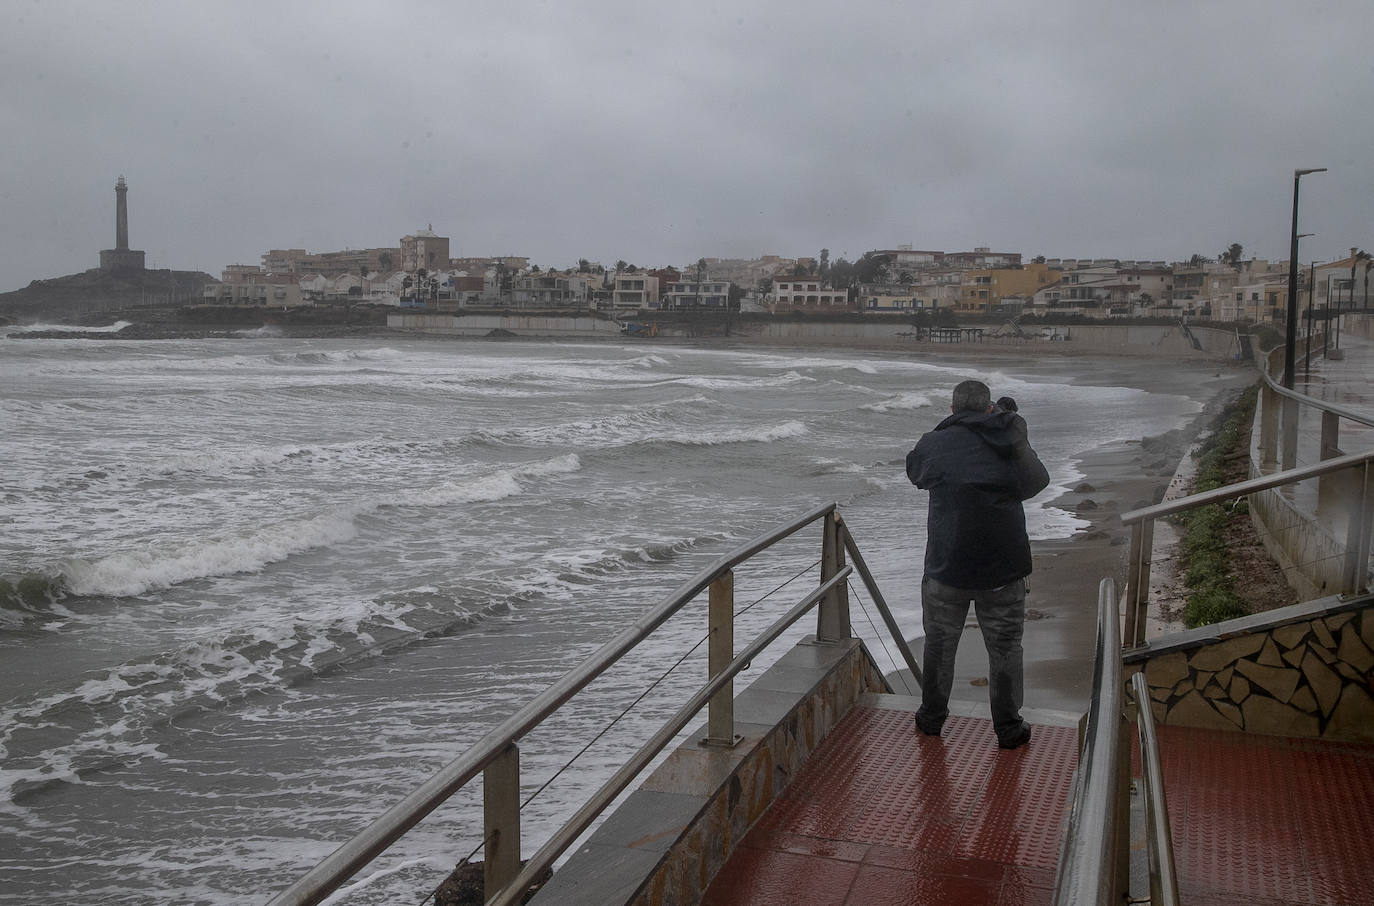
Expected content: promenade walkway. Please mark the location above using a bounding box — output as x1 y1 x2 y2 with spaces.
1287 330 1373 483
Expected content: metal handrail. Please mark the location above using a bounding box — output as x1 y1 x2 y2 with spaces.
1261 370 1374 429
1131 672 1180 906
839 514 924 687
486 566 853 906
1121 448 1374 525
1122 448 1374 647
1053 577 1126 906
266 502 920 906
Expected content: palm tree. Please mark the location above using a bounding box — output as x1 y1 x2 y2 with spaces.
1364 255 1372 310
1350 249 1370 310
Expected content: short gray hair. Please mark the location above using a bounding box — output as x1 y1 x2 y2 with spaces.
951 379 991 413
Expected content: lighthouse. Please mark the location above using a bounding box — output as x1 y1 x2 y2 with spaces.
99 176 146 272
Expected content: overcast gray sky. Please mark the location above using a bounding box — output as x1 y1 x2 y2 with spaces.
2 0 1370 292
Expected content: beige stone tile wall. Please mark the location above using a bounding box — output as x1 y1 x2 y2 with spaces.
1125 604 1374 742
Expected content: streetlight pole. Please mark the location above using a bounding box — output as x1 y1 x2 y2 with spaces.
1284 168 1326 388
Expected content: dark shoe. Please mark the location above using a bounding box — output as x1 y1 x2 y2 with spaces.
997 721 1032 750
914 712 943 737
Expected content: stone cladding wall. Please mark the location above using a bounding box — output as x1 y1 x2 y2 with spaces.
1125 599 1374 743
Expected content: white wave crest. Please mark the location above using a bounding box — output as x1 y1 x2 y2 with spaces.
860 392 934 413
61 511 361 598
389 454 581 507
666 420 808 446
2 320 132 334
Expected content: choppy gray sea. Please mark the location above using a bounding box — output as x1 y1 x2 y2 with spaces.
0 331 1233 903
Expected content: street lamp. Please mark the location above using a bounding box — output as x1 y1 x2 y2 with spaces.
1284 168 1326 388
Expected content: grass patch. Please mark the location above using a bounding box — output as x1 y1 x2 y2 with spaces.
1178 385 1259 627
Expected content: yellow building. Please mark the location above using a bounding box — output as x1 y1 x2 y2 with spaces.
956 262 1057 312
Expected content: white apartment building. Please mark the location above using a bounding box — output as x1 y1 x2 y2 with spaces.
664 278 730 309
612 273 659 310
772 277 849 310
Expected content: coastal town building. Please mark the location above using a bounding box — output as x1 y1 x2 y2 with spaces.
856 280 960 314
400 227 449 273
772 276 849 311
202 281 305 307
510 273 591 308
954 261 1057 313
263 247 397 278
663 277 730 309
612 272 660 311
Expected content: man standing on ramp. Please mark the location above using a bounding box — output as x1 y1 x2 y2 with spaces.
906 381 1050 749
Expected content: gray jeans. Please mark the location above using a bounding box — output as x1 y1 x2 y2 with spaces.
915 575 1026 739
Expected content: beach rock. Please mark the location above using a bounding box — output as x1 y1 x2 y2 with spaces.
433 861 550 906
1074 482 1096 493
1077 499 1098 513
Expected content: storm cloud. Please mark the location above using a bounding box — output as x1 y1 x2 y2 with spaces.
2 0 1369 292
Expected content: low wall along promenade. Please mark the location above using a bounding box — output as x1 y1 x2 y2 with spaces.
389 313 1247 360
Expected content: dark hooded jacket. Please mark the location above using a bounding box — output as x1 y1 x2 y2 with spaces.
905 408 1050 589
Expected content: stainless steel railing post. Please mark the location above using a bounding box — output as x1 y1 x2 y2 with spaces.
837 516 923 690
1131 673 1180 906
1320 410 1342 460
1123 519 1153 648
816 510 851 641
1052 578 1125 905
704 569 739 747
1342 462 1374 596
1260 380 1279 468
1281 396 1299 470
483 744 520 903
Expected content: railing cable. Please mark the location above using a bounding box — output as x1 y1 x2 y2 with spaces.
734 557 821 618
413 556 826 905
517 556 822 816
846 577 915 695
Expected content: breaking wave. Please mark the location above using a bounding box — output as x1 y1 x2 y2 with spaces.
26 455 584 602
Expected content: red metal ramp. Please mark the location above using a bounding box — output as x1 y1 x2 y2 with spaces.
1154 724 1374 906
700 702 1078 906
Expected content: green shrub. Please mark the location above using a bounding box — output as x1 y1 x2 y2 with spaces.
1176 383 1260 629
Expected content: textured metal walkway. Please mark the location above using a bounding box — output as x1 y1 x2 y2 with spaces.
700 700 1374 906
1154 723 1374 906
701 703 1077 905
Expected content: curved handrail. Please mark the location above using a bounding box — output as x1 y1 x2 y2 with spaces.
1131 672 1180 906
1052 577 1125 905
1121 448 1374 525
266 503 841 906
1260 369 1374 429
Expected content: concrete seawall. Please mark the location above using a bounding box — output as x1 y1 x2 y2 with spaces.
387 313 622 337
389 313 1246 360
747 321 1239 358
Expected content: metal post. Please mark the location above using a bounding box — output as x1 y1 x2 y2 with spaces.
1123 520 1153 648
1281 396 1299 471
483 744 521 904
1305 299 1314 381
1113 711 1132 903
704 569 740 747
1260 382 1279 468
1320 411 1341 461
1285 168 1327 388
1342 463 1374 596
816 511 850 641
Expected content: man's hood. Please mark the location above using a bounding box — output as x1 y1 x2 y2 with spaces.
932 409 1026 457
